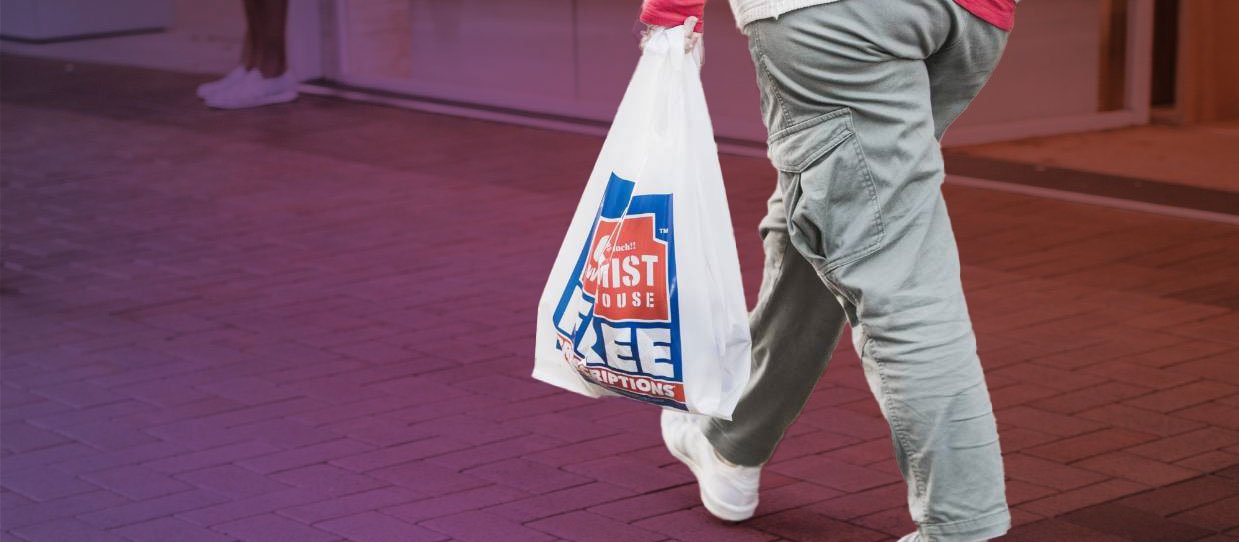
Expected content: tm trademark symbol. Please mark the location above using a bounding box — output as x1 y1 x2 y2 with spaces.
659 228 669 234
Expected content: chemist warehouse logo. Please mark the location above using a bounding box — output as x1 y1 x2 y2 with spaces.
581 216 669 321
552 174 684 410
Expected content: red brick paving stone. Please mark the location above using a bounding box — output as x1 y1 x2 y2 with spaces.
31 381 124 408
215 513 341 542
316 511 449 542
175 464 293 499
2 424 75 453
269 463 389 497
1172 354 1239 386
177 487 327 526
820 437 896 466
1079 360 1201 390
230 418 341 449
0 442 95 473
407 414 532 445
747 508 889 542
1080 403 1208 437
1118 476 1239 516
328 436 472 472
527 510 666 542
324 416 429 448
851 505 917 537
1172 495 1239 532
562 455 694 493
994 405 1110 437
79 463 194 500
797 407 890 440
78 489 230 529
369 460 490 495
992 426 1059 453
750 481 844 518
419 510 556 542
483 481 634 522
452 374 560 403
111 517 235 542
988 363 1109 392
1024 427 1158 463
806 482 906 521
1018 478 1149 518
1061 502 1214 542
237 438 376 474
632 508 779 542
1 466 98 501
766 430 865 465
1074 451 1200 486
509 412 625 444
277 486 422 524
521 432 662 468
426 433 571 471
48 441 189 476
586 485 699 522
0 490 130 530
1176 403 1239 431
1027 381 1152 415
1177 450 1239 473
991 383 1062 410
1128 427 1239 463
57 421 164 452
1123 381 1238 412
998 518 1132 542
1004 479 1059 506
1004 454 1112 491
143 440 284 474
288 395 421 427
381 484 528 523
10 518 129 542
463 458 593 494
768 454 901 493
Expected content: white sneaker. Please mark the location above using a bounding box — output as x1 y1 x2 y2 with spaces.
898 534 921 542
205 70 298 110
196 66 249 100
661 409 761 521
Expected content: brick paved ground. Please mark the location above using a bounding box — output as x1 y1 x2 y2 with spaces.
2 55 1237 542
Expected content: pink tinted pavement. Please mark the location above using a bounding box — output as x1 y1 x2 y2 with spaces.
2 55 1239 542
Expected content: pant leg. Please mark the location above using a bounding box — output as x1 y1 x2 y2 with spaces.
702 180 848 467
743 1 1010 540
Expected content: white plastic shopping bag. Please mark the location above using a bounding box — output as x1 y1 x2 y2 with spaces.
533 23 752 419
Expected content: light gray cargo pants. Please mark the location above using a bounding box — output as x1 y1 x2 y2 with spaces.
700 1 1012 540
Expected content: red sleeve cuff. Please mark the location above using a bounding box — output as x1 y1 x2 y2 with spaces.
640 0 705 32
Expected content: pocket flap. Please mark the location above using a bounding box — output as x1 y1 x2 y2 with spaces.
766 108 855 173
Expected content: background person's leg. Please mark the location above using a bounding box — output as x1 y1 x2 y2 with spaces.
744 1 1010 540
701 183 848 467
254 0 289 77
242 0 260 70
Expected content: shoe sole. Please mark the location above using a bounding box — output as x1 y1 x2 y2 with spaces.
207 91 298 110
663 414 757 522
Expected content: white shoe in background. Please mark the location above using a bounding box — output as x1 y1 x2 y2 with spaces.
661 409 761 521
205 70 298 110
898 533 921 542
196 66 249 100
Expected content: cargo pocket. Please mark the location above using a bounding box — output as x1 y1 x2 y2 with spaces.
767 108 885 273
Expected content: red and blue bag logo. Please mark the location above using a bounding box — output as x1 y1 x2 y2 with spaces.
551 173 684 410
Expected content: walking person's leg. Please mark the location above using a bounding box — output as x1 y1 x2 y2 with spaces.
700 183 850 467
659 179 848 520
735 0 1011 540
